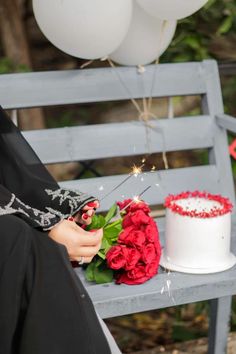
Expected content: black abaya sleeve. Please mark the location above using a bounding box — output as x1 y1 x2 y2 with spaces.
0 184 60 230
0 106 96 229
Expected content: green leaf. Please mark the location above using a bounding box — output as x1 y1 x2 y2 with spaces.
104 203 118 224
85 262 96 282
204 0 216 10
94 265 114 284
98 238 113 259
97 250 106 260
104 225 120 241
105 218 122 229
183 36 201 50
0 58 14 74
86 214 105 230
217 16 233 35
101 237 111 250
94 257 104 267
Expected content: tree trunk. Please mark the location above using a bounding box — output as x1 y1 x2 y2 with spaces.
0 0 45 130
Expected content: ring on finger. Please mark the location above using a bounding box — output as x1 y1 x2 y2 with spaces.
78 256 84 265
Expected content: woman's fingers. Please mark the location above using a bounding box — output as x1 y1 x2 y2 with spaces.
77 228 103 247
73 245 101 258
75 199 100 225
48 220 103 263
83 201 100 210
73 209 95 225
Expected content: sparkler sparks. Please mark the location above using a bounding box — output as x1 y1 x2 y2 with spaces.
100 163 144 201
131 163 144 176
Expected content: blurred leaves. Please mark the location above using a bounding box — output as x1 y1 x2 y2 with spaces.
162 0 236 63
0 57 30 74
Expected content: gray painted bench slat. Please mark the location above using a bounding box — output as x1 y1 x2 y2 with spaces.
23 115 214 164
216 114 236 134
0 62 207 109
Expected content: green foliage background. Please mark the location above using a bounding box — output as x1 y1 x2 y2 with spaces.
162 0 236 117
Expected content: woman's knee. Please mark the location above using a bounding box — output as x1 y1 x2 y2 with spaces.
0 215 33 253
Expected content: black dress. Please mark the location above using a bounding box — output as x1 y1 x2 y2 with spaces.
0 107 112 354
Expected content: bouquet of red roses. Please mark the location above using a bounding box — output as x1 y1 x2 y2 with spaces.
85 199 161 285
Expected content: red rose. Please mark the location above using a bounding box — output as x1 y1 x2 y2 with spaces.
118 230 146 249
117 199 132 212
144 220 159 243
145 259 159 277
130 210 150 226
127 264 146 279
155 240 162 261
118 225 135 240
117 199 151 215
142 243 157 264
122 214 134 228
129 201 151 214
116 265 150 285
124 248 141 270
106 245 128 270
116 273 151 285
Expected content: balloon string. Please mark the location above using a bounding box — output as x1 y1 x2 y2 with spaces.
147 20 169 170
107 57 169 170
147 20 167 113
79 56 169 170
80 60 94 69
107 58 143 116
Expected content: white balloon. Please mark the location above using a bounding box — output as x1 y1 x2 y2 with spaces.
110 3 176 66
137 0 208 20
33 0 133 59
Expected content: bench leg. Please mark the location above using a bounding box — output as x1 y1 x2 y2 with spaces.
208 296 232 354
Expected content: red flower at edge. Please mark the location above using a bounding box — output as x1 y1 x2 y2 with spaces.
124 248 141 271
106 245 128 270
118 229 146 249
142 243 157 264
130 210 150 226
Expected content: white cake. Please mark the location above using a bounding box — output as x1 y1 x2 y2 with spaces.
160 191 236 274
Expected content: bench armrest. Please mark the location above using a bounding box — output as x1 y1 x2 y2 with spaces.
216 114 236 134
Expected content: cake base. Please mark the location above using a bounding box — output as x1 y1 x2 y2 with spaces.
160 250 236 274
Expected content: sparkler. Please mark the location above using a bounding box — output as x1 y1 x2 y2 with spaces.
100 163 144 201
120 185 151 213
103 185 152 227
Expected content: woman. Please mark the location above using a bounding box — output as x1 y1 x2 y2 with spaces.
0 106 121 354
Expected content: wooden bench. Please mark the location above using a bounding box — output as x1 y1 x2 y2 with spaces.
1 59 236 354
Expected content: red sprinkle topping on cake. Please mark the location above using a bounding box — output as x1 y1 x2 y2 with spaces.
165 191 233 218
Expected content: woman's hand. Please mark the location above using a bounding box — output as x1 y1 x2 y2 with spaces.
73 200 100 226
48 219 103 263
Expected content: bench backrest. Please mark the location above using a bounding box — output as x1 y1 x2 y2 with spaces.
0 60 234 219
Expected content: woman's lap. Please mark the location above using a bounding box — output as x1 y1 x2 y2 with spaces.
0 215 112 354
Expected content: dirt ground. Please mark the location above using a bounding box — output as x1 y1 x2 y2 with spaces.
129 333 236 354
